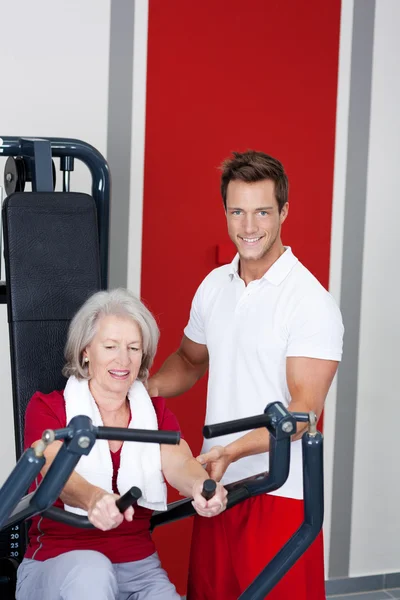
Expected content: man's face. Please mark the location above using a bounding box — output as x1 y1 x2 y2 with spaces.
225 179 288 262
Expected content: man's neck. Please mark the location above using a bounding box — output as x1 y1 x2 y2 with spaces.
239 243 286 285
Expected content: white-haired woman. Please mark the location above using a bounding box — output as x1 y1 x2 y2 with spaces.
16 289 227 600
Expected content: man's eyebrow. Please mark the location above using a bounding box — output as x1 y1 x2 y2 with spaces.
228 206 274 210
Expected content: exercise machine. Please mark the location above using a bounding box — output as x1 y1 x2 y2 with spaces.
0 137 324 599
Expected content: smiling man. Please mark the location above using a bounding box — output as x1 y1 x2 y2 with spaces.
147 150 344 600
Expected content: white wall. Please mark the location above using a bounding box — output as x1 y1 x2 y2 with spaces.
0 0 111 484
323 0 354 571
127 0 148 296
349 0 400 576
325 0 400 580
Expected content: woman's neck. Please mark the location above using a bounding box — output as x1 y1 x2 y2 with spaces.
88 381 129 426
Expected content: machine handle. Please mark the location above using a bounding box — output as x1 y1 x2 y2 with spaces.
42 486 142 528
116 486 142 512
201 479 216 500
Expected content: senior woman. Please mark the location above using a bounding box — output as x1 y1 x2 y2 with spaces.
16 288 227 600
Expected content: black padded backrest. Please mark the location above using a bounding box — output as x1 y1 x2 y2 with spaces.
2 192 101 456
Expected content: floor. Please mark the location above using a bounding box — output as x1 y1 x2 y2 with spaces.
181 591 400 599
327 589 400 599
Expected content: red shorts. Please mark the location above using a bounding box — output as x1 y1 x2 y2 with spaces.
187 494 325 600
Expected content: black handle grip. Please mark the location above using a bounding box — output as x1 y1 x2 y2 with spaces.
203 414 269 439
116 486 142 513
96 427 180 445
201 479 216 501
43 487 143 528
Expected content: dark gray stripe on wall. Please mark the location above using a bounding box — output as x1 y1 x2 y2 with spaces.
107 0 135 288
328 0 375 578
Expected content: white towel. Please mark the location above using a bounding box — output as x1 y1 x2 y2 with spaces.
63 375 167 514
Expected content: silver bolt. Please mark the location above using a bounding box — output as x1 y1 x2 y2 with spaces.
282 421 294 433
42 429 55 444
33 440 47 457
78 436 91 449
5 173 13 183
308 411 317 436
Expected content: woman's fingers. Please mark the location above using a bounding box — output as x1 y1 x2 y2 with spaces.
88 492 126 530
192 483 228 518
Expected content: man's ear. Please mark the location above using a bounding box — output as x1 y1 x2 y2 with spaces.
280 202 289 224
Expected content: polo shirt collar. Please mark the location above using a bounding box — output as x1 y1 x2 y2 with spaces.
229 254 241 278
228 247 298 286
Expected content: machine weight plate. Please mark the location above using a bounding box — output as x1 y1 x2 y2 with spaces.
4 157 27 195
0 556 18 599
4 156 57 195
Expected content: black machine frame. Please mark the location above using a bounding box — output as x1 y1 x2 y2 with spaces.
0 135 111 298
0 135 112 582
0 403 324 600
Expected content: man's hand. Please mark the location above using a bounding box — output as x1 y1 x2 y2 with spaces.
191 479 227 517
145 377 159 398
196 445 233 481
87 489 134 531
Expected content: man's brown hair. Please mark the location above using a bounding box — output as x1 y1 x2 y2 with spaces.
220 150 289 213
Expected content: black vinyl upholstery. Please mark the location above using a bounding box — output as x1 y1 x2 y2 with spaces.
2 192 101 457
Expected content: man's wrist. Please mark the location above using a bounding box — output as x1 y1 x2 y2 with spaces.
224 443 239 464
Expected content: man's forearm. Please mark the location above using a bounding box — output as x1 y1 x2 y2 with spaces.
225 427 271 464
149 350 206 398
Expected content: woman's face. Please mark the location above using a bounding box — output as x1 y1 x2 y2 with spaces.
84 314 143 398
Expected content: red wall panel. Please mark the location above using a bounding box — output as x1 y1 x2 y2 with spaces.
142 0 341 593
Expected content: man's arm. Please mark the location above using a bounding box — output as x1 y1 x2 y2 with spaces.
147 335 209 398
197 357 339 480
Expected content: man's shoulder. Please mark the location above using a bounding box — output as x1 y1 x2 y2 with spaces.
285 261 342 320
289 260 331 297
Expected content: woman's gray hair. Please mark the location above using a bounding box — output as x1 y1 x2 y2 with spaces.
62 288 159 382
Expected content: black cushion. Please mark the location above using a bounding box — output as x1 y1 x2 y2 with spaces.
2 192 101 455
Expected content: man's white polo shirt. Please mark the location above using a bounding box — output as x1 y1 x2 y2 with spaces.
184 247 344 499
